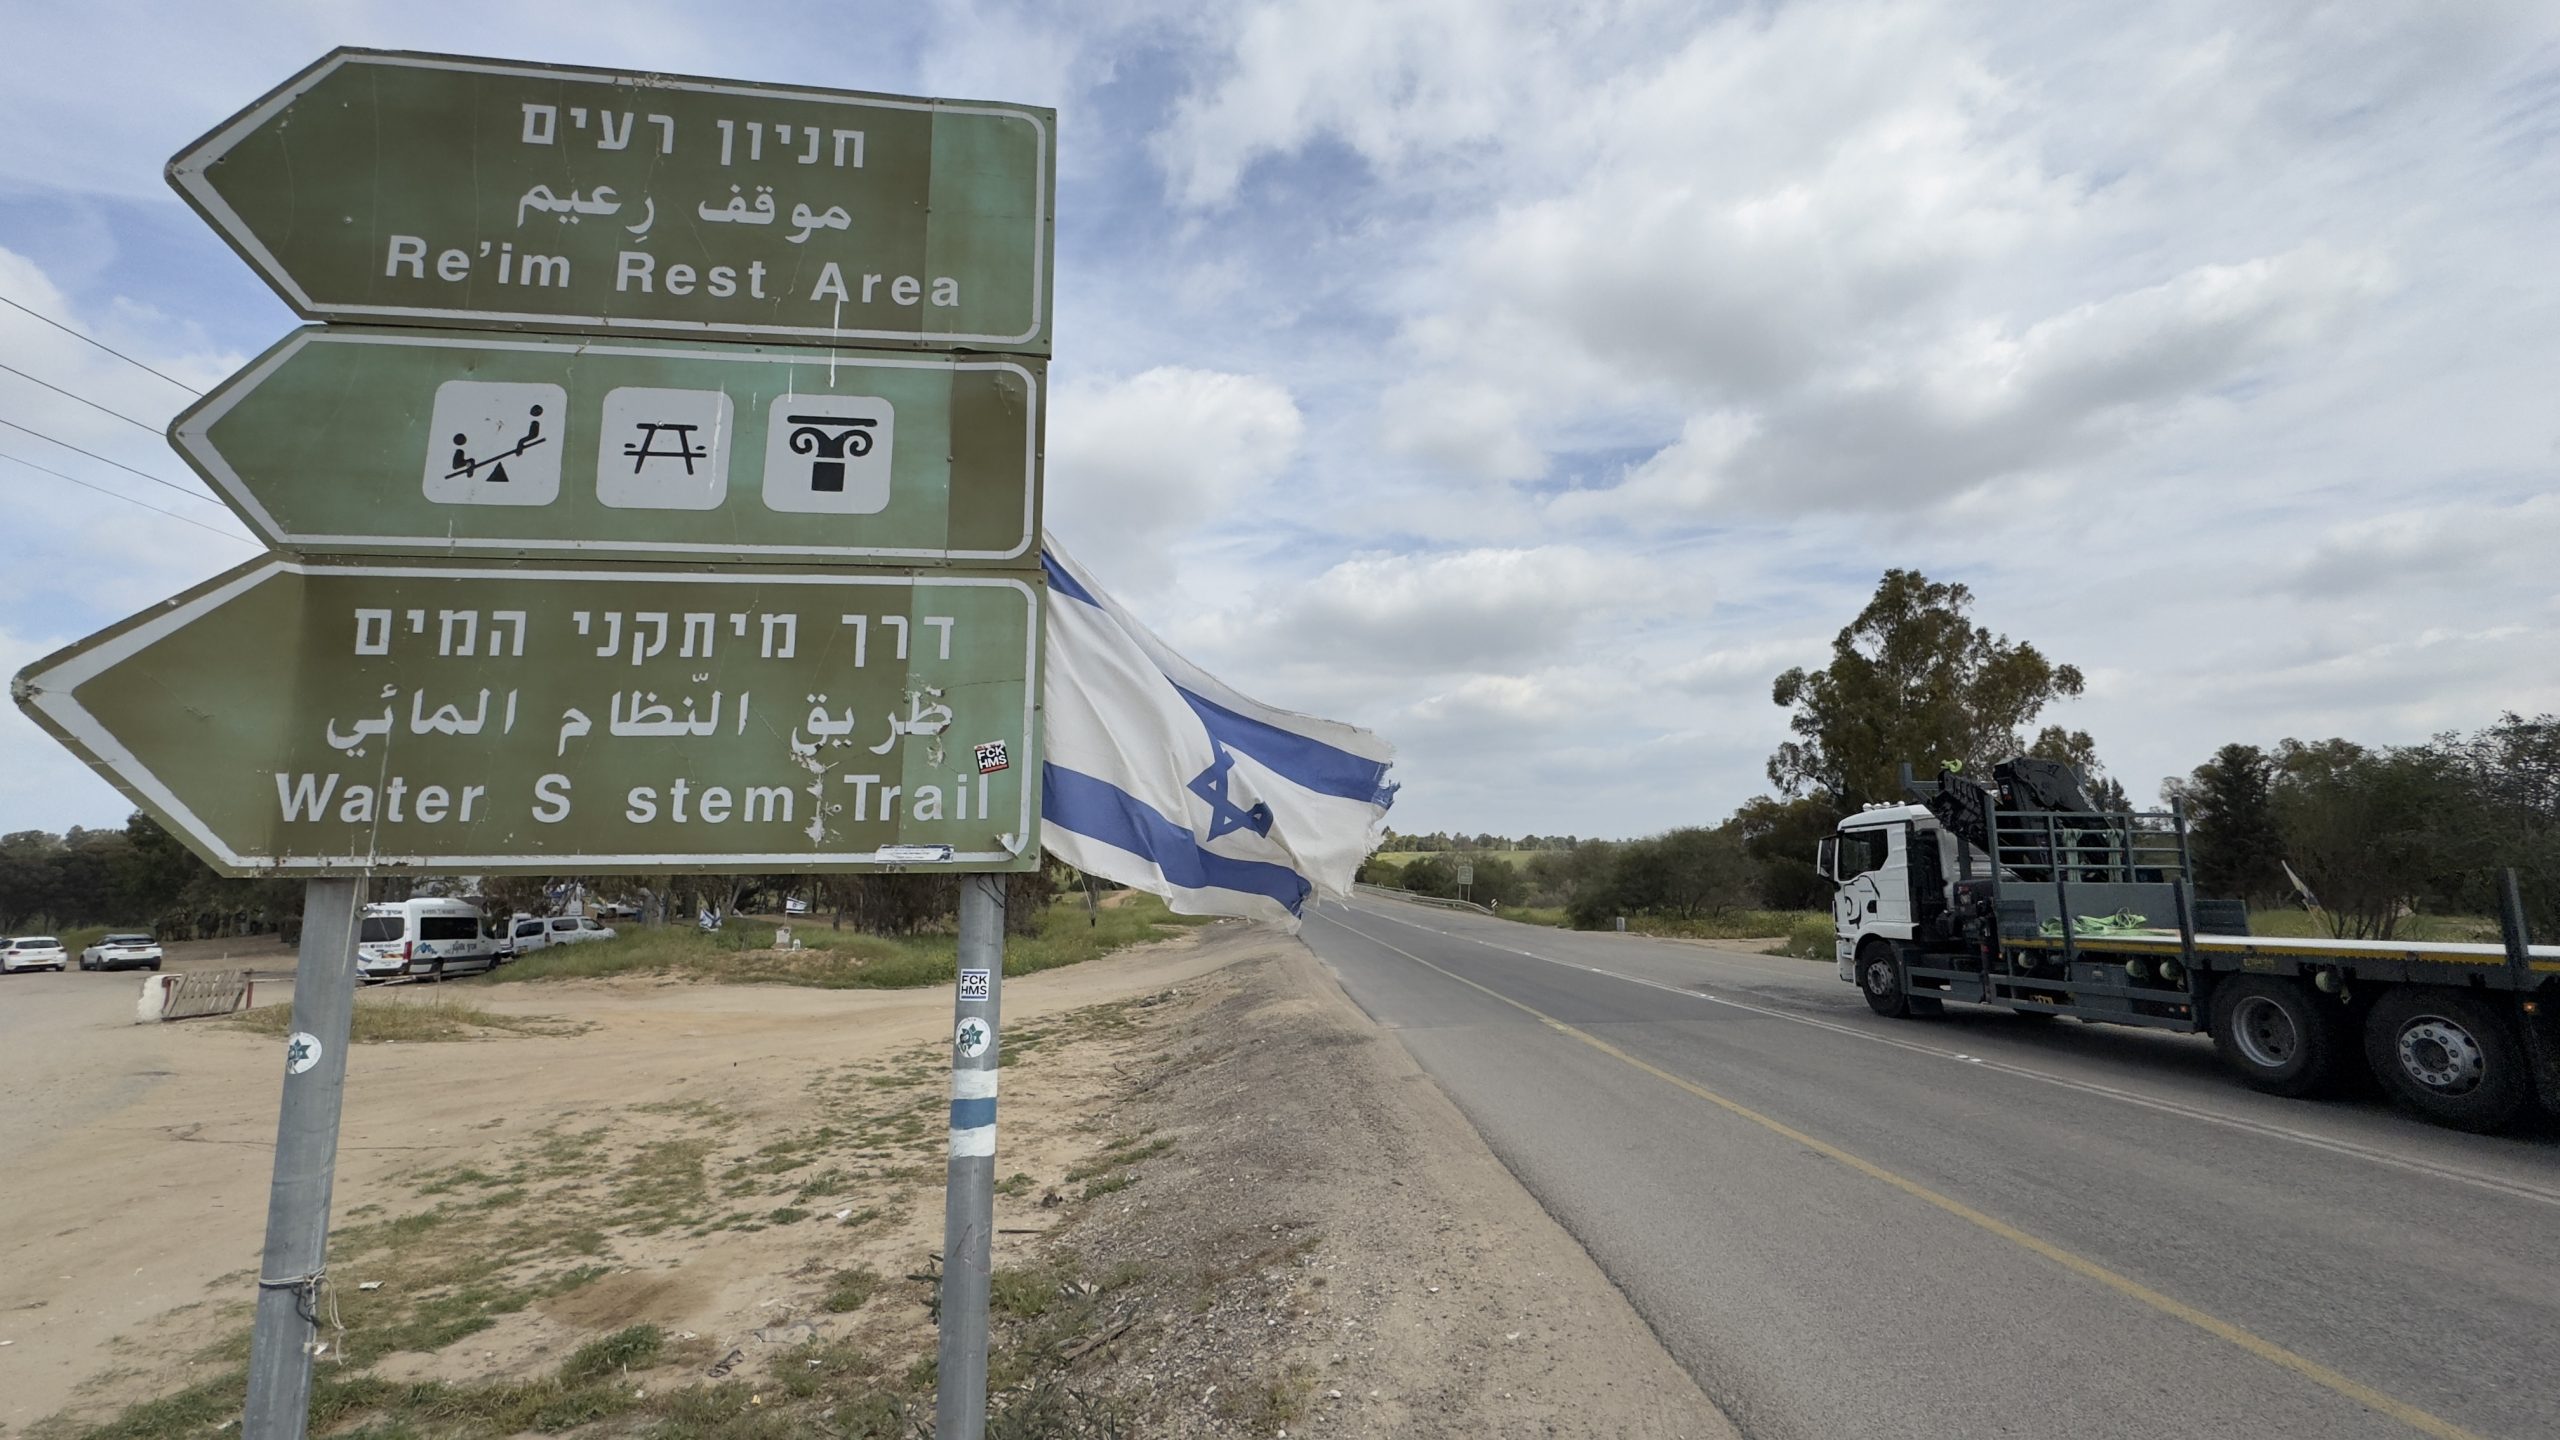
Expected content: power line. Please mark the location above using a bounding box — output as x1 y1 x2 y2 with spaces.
0 360 162 433
0 295 204 396
0 449 255 546
0 415 226 507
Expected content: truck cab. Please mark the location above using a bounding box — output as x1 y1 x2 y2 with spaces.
1817 804 1963 982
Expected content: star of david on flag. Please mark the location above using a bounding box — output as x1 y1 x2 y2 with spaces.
1039 536 1396 930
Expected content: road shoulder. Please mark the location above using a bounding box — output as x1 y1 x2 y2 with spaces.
1061 932 1739 1437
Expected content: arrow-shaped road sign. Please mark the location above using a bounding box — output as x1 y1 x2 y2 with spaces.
175 327 1042 565
12 558 1042 875
169 49 1054 351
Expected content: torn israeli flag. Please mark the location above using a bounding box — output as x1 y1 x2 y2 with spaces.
1040 538 1396 929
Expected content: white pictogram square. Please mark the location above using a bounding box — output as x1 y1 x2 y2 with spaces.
597 387 734 510
422 381 565 506
764 394 894 514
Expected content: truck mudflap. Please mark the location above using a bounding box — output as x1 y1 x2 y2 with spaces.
2519 997 2560 1115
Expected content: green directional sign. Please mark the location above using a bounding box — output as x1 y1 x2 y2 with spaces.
176 327 1041 565
169 48 1053 352
12 558 1043 875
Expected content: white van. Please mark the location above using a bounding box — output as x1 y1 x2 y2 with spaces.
356 899 501 982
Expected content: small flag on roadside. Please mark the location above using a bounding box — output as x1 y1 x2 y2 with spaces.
1039 537 1396 929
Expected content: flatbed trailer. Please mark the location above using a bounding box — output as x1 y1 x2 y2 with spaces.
1823 760 2560 1133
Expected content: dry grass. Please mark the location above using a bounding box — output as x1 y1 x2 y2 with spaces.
225 997 575 1043
479 895 1213 991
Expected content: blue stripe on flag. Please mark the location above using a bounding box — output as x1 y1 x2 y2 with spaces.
1173 687 1397 806
950 1097 996 1128
1043 764 1313 913
1041 552 1100 606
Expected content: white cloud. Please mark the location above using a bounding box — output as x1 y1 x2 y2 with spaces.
1044 366 1303 591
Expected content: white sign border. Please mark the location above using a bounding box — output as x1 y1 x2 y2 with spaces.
174 329 1040 563
168 49 1051 349
18 558 1043 874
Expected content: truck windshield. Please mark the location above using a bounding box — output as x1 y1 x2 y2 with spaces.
1838 831 1890 879
357 917 402 943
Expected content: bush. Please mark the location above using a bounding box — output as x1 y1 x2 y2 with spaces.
1775 914 1836 959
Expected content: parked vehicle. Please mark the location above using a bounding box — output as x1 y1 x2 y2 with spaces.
356 899 502 982
3 936 69 973
504 913 618 955
1822 757 2560 1133
80 933 163 971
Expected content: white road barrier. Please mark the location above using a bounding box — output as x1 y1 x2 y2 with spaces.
136 971 256 1023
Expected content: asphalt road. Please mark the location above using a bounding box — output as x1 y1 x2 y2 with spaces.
1303 893 2560 1440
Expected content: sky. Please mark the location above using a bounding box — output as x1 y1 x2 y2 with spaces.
3 0 2558 843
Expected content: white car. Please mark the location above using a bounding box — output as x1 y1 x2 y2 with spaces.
80 933 164 971
3 937 69 974
504 914 618 954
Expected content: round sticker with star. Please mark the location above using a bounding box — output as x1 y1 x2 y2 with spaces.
954 1017 993 1060
285 1031 324 1075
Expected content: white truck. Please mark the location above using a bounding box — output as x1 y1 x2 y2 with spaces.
355 898 503 982
1822 758 2560 1132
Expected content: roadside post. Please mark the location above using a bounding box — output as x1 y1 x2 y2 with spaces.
12 47 1052 1439
243 879 361 1433
938 873 1008 1438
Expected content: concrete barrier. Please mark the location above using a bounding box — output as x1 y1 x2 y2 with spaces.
136 970 256 1023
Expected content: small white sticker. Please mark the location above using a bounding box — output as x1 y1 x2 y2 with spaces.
955 1017 992 1059
958 967 991 1003
285 1031 324 1076
878 844 955 864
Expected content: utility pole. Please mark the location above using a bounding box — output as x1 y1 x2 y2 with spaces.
243 877 363 1440
935 874 1007 1439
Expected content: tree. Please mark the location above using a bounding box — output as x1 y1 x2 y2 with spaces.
1355 854 1405 888
1722 796 1841 910
1570 828 1758 927
2171 744 2285 903
1399 854 1460 898
2271 740 2484 939
1526 840 1617 909
2028 726 2130 810
1771 570 2086 808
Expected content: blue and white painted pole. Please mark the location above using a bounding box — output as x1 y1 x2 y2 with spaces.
935 873 1005 1440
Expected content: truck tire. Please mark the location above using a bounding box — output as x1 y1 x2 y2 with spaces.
1857 939 1939 1018
2363 988 2531 1133
2208 976 2342 1098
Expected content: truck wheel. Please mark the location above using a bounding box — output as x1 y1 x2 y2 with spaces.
2209 976 2341 1097
1858 939 1923 1018
2363 989 2530 1133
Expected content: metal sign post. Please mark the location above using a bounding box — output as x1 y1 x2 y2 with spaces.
14 47 1055 1439
937 873 1006 1439
243 878 362 1440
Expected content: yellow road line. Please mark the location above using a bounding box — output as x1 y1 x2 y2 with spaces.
1328 915 2486 1440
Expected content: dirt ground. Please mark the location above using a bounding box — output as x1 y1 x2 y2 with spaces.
1 922 1731 1439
